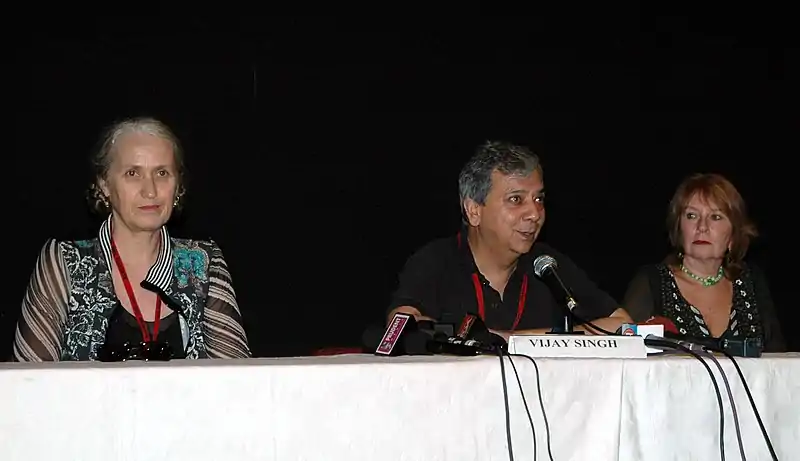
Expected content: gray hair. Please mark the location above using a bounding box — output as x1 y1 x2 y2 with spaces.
458 141 542 219
87 116 186 214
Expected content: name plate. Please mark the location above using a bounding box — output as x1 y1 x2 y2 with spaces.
507 334 647 359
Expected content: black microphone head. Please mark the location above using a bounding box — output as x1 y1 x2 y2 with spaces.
460 313 508 347
533 254 557 277
365 313 422 356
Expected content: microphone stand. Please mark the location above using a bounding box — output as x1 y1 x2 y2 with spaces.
533 257 585 335
547 298 584 335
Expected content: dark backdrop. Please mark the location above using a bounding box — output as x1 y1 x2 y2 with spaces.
7 17 797 357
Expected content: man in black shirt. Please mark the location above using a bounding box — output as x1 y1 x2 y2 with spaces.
387 141 633 339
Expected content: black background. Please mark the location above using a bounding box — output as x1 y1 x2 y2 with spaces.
6 16 797 357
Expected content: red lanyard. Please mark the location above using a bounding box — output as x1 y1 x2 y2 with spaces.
458 231 528 331
110 237 162 342
471 273 528 331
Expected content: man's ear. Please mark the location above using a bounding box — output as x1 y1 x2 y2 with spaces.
463 198 482 227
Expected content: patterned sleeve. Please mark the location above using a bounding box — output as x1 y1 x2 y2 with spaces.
202 241 251 358
13 239 70 361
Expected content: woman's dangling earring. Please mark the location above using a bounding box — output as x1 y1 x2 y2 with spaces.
173 188 184 209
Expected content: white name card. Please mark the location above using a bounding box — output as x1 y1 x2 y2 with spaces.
507 334 648 359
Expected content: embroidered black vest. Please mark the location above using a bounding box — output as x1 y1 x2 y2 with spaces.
60 238 215 360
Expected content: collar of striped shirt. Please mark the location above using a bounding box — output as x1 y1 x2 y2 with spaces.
98 214 174 294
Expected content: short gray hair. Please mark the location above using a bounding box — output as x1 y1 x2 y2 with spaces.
458 141 542 219
87 116 186 214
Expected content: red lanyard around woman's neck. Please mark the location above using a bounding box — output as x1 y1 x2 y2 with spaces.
110 235 162 342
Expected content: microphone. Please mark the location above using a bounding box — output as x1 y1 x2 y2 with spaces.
644 334 706 352
362 313 498 356
533 254 580 334
648 334 764 358
639 316 764 357
457 313 508 350
420 330 501 356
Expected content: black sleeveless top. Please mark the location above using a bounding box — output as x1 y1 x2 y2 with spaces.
622 262 786 352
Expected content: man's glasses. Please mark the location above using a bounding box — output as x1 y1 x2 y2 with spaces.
97 341 173 362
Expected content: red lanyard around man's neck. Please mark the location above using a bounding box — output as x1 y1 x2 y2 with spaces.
459 232 528 331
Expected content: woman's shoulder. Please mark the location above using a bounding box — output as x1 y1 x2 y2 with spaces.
38 237 100 256
739 260 769 285
630 261 670 280
169 237 231 282
26 238 100 278
169 237 228 265
740 260 763 275
170 237 222 252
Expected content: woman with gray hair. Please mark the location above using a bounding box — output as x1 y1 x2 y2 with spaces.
12 117 250 361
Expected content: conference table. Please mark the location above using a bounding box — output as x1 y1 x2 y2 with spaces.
1 353 798 461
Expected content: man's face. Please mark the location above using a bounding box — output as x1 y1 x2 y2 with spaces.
466 169 546 256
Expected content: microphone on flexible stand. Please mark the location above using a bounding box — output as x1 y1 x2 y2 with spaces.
533 254 584 335
639 316 764 358
648 334 764 358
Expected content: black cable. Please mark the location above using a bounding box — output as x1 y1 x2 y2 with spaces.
698 350 746 461
497 350 515 461
562 309 621 336
502 332 771 461
717 349 780 461
578 318 619 336
506 355 538 461
646 339 726 461
511 353 555 461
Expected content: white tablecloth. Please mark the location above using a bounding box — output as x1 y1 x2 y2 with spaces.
1 353 797 461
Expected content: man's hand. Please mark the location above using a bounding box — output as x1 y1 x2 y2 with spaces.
491 328 551 339
386 306 435 325
578 308 634 335
488 329 512 341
